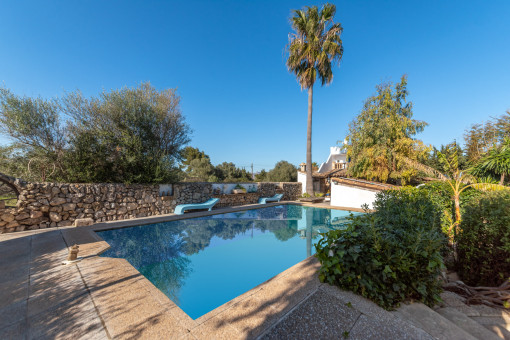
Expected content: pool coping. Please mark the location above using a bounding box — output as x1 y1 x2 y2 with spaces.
61 201 363 338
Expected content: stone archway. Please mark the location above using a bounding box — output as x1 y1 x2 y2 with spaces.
0 172 23 207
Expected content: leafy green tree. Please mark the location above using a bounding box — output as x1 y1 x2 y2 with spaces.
215 162 252 182
464 121 500 164
495 110 510 137
346 76 430 184
471 139 510 185
424 141 467 173
0 88 67 181
254 169 267 182
181 146 209 169
464 111 510 164
63 82 190 183
266 161 297 182
286 3 343 195
186 158 218 182
0 83 190 184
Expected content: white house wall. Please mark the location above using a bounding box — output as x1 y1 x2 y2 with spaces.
331 182 379 209
297 172 307 194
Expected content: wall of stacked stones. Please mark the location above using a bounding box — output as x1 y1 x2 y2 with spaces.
0 179 301 233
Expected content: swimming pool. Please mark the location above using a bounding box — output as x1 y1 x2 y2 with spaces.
97 204 360 319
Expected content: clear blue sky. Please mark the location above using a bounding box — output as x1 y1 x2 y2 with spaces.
1 0 509 172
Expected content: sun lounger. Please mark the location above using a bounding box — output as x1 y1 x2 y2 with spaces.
174 198 220 215
258 194 283 204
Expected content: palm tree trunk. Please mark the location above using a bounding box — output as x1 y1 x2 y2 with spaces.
500 173 505 185
306 86 314 195
454 192 461 234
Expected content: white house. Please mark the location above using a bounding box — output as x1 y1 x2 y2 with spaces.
297 143 396 209
297 145 348 194
330 177 395 210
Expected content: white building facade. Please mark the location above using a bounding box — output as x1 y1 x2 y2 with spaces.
297 145 348 194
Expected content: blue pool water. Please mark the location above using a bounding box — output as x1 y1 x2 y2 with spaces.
97 205 360 319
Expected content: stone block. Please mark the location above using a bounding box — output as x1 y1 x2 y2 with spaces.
37 198 49 205
14 212 30 220
0 201 5 209
1 213 15 222
6 220 20 228
83 196 94 204
62 203 76 212
57 220 73 227
19 218 42 225
49 212 62 222
50 197 66 206
94 211 105 219
74 218 94 227
117 207 127 214
30 211 43 219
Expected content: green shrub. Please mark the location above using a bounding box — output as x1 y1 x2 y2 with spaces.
315 188 446 310
301 192 311 198
456 190 510 286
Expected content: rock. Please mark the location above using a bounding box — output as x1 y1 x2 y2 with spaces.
15 212 30 220
37 198 49 205
74 218 94 227
94 211 105 219
40 205 50 213
19 218 42 225
83 196 94 204
117 207 128 214
6 220 20 228
0 201 5 209
127 203 137 211
50 197 67 206
62 203 76 212
49 206 62 212
1 213 15 222
49 212 62 222
30 211 43 219
57 220 72 227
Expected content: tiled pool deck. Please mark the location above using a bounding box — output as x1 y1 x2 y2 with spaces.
0 202 447 339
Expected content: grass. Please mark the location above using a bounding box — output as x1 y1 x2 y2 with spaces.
0 195 17 207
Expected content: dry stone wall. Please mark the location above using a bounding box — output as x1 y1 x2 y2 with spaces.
0 176 301 233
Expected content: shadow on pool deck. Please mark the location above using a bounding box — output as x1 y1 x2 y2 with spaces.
0 229 108 339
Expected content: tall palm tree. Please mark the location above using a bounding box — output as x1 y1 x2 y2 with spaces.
287 3 343 195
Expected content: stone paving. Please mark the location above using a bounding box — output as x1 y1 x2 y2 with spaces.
0 204 508 339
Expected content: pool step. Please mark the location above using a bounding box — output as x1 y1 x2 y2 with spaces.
438 291 510 339
435 307 501 340
393 303 478 340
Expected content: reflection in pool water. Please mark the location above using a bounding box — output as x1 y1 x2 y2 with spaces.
98 205 360 319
